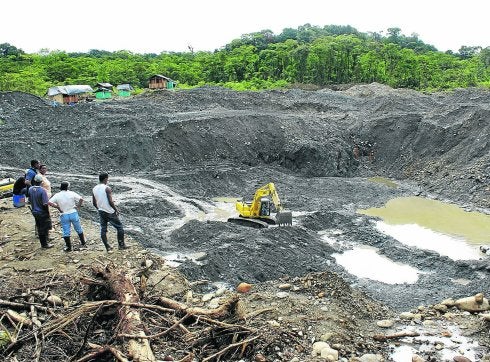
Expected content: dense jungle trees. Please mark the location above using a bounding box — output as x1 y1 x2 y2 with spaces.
0 24 489 96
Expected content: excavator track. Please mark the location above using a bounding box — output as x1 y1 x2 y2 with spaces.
227 217 270 228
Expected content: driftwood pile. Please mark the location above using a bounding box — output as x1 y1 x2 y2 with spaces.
0 261 265 362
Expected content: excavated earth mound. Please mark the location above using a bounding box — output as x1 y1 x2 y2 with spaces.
0 84 489 360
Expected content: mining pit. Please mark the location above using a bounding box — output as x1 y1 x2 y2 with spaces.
0 84 489 361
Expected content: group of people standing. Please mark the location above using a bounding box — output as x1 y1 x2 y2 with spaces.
13 160 128 253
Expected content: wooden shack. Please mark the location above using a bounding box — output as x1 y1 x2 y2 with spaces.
148 75 176 90
47 85 94 104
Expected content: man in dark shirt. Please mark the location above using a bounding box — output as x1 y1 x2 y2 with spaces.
25 159 40 187
28 174 53 248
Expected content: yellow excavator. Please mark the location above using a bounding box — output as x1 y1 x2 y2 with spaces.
228 182 293 228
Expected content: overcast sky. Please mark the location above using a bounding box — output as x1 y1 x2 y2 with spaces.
2 0 489 54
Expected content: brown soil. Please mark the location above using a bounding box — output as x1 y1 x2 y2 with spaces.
1 199 489 362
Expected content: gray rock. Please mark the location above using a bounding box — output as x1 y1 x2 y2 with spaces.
400 312 415 320
359 354 383 362
320 347 339 361
276 292 289 299
453 356 472 362
433 304 448 312
376 319 394 328
455 294 489 312
312 341 330 356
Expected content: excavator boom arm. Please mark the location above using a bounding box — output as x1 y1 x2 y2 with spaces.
237 183 283 216
255 183 283 211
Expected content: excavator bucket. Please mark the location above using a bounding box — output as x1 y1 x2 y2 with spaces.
276 211 293 226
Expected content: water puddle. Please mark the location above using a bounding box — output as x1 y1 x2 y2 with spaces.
390 325 479 361
359 196 490 260
367 176 398 188
163 252 207 267
375 222 481 260
333 245 420 284
318 229 345 246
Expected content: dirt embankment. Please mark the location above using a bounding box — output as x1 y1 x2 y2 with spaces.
0 84 488 207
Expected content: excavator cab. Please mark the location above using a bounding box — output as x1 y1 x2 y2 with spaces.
228 183 293 228
259 198 271 216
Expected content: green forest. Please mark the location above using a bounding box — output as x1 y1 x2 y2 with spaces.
1 24 489 96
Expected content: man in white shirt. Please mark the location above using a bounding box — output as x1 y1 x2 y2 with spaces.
49 181 86 252
92 172 127 252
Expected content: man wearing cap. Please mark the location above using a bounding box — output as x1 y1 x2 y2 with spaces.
92 172 128 251
28 174 53 248
49 181 86 252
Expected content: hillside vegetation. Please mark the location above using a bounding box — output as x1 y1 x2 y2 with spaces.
1 24 489 95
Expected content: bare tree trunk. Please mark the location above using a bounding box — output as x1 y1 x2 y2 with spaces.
93 264 156 362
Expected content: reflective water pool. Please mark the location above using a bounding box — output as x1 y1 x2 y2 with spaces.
358 196 490 260
333 245 421 284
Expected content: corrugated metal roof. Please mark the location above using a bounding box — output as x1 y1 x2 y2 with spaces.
47 85 94 96
96 82 113 88
149 74 173 81
116 84 133 91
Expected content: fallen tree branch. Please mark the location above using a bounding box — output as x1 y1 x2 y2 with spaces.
29 297 42 328
201 335 259 362
75 344 129 362
69 304 105 361
176 353 195 362
244 307 274 320
197 316 256 332
6 310 32 327
118 313 191 340
0 299 49 312
159 294 240 319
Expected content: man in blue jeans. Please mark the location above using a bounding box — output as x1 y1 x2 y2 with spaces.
92 172 128 252
49 181 86 252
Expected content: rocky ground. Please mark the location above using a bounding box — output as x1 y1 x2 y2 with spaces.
0 84 489 361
